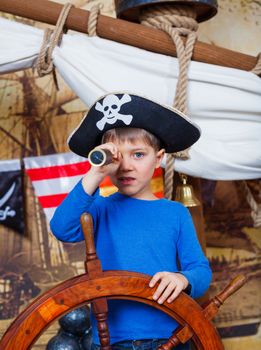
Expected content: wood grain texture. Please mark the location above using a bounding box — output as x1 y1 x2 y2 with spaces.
82 213 111 350
0 0 258 71
0 271 224 350
158 275 248 348
0 212 246 350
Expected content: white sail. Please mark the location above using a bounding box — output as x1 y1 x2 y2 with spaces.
0 17 260 180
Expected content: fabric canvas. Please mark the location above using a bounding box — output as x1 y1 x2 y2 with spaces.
0 17 260 180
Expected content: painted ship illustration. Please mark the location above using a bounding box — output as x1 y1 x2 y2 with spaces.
0 7 260 346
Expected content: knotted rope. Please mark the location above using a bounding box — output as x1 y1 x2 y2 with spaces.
36 3 73 78
251 52 261 76
140 4 198 199
36 3 101 80
241 181 261 228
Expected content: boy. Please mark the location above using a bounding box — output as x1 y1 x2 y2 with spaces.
50 93 212 350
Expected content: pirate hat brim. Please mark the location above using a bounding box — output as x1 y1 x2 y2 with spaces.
68 93 201 157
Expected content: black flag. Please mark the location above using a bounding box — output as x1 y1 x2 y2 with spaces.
0 159 24 234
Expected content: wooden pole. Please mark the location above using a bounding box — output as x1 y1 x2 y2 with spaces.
0 0 258 72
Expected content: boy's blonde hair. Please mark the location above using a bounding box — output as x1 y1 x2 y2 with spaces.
102 128 162 151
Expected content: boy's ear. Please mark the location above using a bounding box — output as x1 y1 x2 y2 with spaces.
156 148 165 168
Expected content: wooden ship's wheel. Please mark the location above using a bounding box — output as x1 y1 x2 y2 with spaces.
0 214 247 350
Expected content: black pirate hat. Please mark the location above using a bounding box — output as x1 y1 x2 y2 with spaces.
68 92 201 157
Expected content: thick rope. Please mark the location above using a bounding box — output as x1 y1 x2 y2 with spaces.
36 3 101 79
141 4 198 199
140 4 198 32
87 4 102 36
241 181 261 228
36 3 73 77
251 52 261 76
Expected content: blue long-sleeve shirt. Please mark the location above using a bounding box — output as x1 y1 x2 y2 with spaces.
50 180 212 345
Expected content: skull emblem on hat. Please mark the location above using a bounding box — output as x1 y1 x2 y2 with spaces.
95 94 133 130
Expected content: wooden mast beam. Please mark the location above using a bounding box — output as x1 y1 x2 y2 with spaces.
0 0 258 72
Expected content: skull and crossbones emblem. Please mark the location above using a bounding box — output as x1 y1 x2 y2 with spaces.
95 94 133 130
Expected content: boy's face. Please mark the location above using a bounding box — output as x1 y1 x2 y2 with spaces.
109 139 164 200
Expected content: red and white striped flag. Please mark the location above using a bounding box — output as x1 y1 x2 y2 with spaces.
24 152 164 223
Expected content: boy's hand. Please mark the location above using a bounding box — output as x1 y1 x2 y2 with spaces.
82 142 121 195
149 272 189 304
89 142 121 177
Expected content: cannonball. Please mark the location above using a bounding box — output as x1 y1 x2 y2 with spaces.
80 328 92 350
59 306 91 337
46 331 81 350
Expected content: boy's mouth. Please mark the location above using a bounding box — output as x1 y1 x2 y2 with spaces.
118 176 136 185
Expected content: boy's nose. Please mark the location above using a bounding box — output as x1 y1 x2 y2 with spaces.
119 156 133 171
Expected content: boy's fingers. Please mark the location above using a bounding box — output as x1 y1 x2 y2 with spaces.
157 283 176 304
149 272 165 287
149 272 188 304
115 151 122 161
98 143 118 156
152 279 170 301
167 285 183 303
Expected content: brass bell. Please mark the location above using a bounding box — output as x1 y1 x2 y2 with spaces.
114 0 218 23
175 174 201 207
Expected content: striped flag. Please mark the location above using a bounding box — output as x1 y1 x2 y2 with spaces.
24 152 164 223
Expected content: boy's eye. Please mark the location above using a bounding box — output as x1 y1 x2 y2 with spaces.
133 152 144 159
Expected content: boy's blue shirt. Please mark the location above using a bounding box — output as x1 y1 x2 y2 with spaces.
50 180 212 345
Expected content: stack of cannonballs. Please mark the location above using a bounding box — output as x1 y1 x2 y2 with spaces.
47 306 92 350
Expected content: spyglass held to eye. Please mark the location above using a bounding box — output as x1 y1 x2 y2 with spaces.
88 148 113 167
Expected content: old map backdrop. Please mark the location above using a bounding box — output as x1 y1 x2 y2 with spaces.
0 0 260 349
